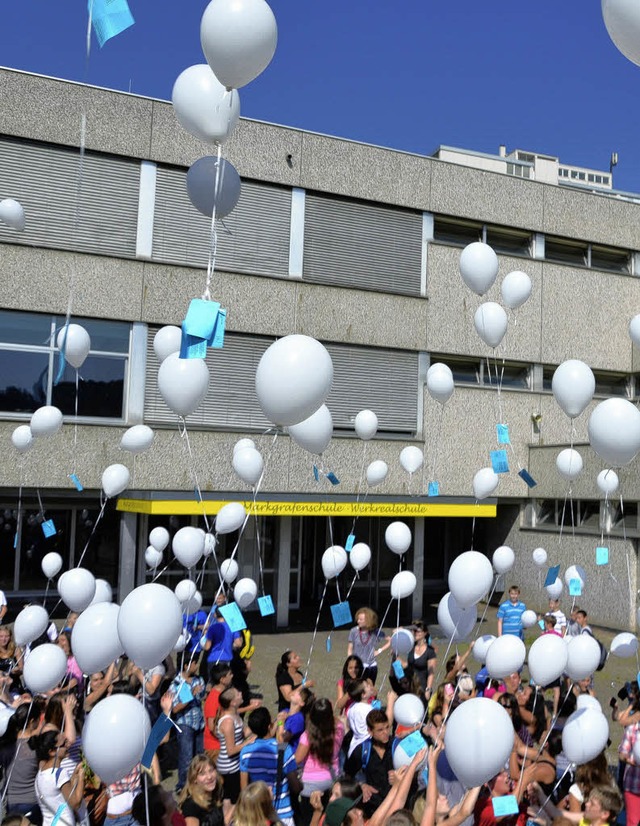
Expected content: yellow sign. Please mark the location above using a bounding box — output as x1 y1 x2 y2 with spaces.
117 498 496 518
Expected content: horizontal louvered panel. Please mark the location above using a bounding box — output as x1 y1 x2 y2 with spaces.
145 329 418 435
0 137 139 257
304 194 423 296
152 167 291 278
326 344 419 433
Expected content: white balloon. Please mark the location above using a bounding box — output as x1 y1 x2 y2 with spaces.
589 397 640 466
393 693 424 726
172 526 205 568
0 706 15 737
474 302 508 348
183 591 203 615
545 578 563 599
58 568 96 612
172 64 240 144
145 546 163 569
234 438 256 454
157 353 210 418
175 579 197 604
528 634 569 686
56 324 91 370
562 708 609 764
552 360 595 419
445 698 514 787
426 363 454 405
385 522 412 556
72 602 122 674
577 694 603 713
83 695 151 785
90 579 113 605
354 410 378 441
41 551 63 579
391 629 415 656
203 533 216 557
366 460 388 487
200 0 278 90
532 547 548 567
556 448 584 481
472 634 496 663
232 446 264 486
630 313 640 347
500 270 532 309
391 571 417 600
30 405 63 437
521 610 538 629
216 502 247 535
349 543 371 572
288 405 333 455
459 242 499 296
174 633 188 652
153 326 182 363
0 198 25 231
399 446 423 475
234 578 258 609
187 156 241 219
473 467 499 500
492 545 515 575
485 635 526 679
23 644 67 693
610 632 638 658
118 583 183 669
220 558 239 583
149 527 170 552
602 0 640 67
14 605 49 647
11 425 33 454
255 335 333 427
597 469 619 496
437 592 476 641
565 634 601 680
564 564 586 590
448 551 493 609
102 464 130 498
120 425 154 454
321 546 347 579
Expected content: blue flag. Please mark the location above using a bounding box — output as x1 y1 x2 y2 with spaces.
90 0 135 48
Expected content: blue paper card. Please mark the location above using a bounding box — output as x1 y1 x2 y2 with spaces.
13 533 17 549
68 473 84 492
345 534 355 551
180 332 207 360
518 468 537 488
218 602 247 632
400 730 426 757
596 546 609 565
538 619 545 630
544 564 560 587
428 481 440 497
569 578 582 597
326 472 340 485
392 660 405 679
313 465 319 482
490 449 509 474
492 796 519 817
177 681 194 704
330 601 352 628
496 424 511 445
258 595 275 617
209 309 227 349
42 519 56 538
90 0 135 48
141 714 173 769
326 637 332 653
184 298 220 339
370 700 382 710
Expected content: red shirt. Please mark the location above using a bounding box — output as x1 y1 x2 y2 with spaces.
474 793 528 826
203 688 221 751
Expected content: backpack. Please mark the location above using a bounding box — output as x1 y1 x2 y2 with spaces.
239 629 255 660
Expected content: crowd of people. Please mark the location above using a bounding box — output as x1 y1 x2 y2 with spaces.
0 593 635 826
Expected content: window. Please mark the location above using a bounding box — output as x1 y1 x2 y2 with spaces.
485 225 532 257
590 244 631 274
0 311 130 420
593 371 630 398
431 355 530 390
523 498 639 537
545 236 588 266
433 216 482 247
506 163 531 179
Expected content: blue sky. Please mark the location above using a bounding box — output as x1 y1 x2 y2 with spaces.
2 1 640 191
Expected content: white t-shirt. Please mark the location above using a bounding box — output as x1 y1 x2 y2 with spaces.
35 766 88 826
347 702 372 756
0 590 7 608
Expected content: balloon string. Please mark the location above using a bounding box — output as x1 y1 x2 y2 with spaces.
178 418 211 533
76 497 107 568
350 442 368 536
533 762 575 818
203 143 223 301
305 579 328 681
426 404 445 493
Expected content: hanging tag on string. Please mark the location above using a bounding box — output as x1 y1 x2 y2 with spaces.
326 637 332 652
518 468 537 488
428 481 440 497
392 659 405 679
218 602 246 632
258 595 275 617
345 534 355 551
42 519 57 538
313 465 320 482
490 449 509 474
492 796 519 817
569 578 582 597
68 473 84 492
544 565 560 587
141 714 173 769
330 601 352 628
208 309 227 349
596 546 609 565
325 472 340 485
496 424 510 444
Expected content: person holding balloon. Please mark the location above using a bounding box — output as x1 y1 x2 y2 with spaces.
406 621 436 699
347 609 390 685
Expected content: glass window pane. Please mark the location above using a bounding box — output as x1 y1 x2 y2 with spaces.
55 317 130 353
590 245 630 274
0 351 50 412
593 371 628 398
75 505 120 586
485 226 532 257
433 217 482 246
20 509 72 590
52 355 126 417
0 311 52 346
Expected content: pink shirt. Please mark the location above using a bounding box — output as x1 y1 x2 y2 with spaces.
300 720 345 782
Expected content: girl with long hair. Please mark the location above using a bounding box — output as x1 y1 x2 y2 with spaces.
233 781 279 826
216 688 254 805
179 753 225 826
295 698 345 826
347 609 389 684
281 686 315 751
275 651 309 713
335 657 363 714
33 729 87 826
